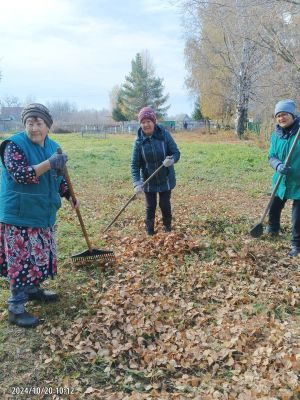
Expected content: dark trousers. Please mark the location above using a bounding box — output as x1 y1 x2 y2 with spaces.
144 190 172 225
268 196 300 247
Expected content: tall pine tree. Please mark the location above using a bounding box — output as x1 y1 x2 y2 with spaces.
112 53 169 121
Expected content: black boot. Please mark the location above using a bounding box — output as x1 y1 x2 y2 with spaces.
8 311 39 328
265 226 279 237
27 288 59 302
164 225 172 232
163 217 172 233
145 219 155 236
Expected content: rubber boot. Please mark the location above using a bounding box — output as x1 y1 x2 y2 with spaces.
163 217 172 233
145 219 155 236
8 311 39 328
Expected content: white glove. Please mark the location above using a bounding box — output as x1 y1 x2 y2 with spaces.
163 156 174 167
134 184 143 196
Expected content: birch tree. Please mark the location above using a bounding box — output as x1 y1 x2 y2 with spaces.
255 1 300 100
182 0 272 137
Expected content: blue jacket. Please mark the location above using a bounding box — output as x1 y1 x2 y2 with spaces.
0 132 62 228
131 124 180 192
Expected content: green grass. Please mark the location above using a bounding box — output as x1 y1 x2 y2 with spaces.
176 140 268 189
52 132 270 189
49 133 270 258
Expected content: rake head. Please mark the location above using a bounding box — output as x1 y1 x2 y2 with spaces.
71 248 115 265
249 222 264 238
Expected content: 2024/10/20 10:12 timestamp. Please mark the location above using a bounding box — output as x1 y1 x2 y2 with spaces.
10 386 76 396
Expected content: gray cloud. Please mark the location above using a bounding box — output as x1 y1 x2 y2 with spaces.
0 0 192 115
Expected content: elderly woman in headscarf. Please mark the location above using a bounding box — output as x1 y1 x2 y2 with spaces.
0 103 76 328
131 106 180 235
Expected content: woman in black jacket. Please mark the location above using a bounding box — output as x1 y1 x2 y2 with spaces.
131 107 180 235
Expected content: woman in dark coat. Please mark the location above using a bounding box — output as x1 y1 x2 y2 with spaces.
131 107 180 235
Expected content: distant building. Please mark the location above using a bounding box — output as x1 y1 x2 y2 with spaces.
1 106 23 121
159 120 176 130
182 114 192 130
0 106 23 131
182 114 192 123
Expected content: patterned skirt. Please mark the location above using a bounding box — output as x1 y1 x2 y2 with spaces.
0 223 57 288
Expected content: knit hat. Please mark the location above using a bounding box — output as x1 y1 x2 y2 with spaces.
274 99 296 117
21 103 53 128
138 107 157 124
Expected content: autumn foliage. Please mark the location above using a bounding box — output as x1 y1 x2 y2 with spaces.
41 202 300 399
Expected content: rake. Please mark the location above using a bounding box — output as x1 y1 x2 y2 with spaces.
103 163 165 233
250 126 300 238
59 150 115 264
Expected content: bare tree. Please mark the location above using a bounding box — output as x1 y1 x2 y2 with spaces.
1 95 21 107
109 84 121 110
183 0 270 137
24 95 37 105
46 101 77 123
256 1 300 87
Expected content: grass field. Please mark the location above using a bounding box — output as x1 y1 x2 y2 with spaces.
0 131 299 399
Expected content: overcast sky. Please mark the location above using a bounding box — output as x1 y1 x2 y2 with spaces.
0 0 194 116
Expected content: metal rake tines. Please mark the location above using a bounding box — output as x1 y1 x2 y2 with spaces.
249 223 264 238
71 249 115 263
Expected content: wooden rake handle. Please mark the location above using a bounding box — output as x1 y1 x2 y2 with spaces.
103 163 165 233
57 148 93 252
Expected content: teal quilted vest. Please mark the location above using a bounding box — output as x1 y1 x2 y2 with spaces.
0 132 62 228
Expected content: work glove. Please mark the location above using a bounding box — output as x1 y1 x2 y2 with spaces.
276 163 291 175
134 185 143 197
48 151 68 176
163 156 174 168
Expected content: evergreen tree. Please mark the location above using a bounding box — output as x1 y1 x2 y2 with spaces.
112 94 128 122
192 98 203 120
116 53 169 121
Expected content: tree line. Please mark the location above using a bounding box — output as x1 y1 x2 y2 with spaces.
181 0 300 137
0 96 114 131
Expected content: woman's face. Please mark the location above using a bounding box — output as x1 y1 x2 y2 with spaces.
25 117 49 146
276 112 294 129
140 119 155 136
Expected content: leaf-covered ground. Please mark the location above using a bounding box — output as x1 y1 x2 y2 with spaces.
0 131 299 399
